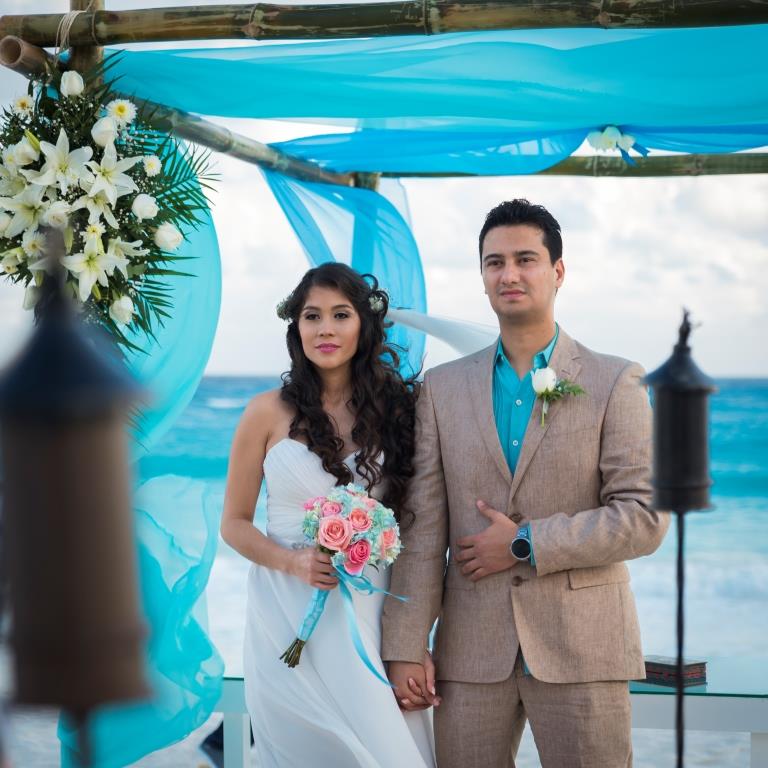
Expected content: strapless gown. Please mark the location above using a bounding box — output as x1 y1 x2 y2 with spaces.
243 438 435 768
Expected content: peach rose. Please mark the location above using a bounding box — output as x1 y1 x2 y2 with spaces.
318 515 353 551
344 538 371 576
349 508 372 532
321 501 342 517
380 527 397 557
364 498 377 509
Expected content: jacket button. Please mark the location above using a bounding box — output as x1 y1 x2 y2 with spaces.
512 576 525 586
510 512 523 523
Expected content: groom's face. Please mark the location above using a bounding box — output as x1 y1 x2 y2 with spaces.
480 224 564 324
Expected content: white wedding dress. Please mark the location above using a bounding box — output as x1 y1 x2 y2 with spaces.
243 438 435 768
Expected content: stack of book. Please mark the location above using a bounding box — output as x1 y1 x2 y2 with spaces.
643 656 707 687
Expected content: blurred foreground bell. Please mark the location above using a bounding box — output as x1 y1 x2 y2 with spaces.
0 229 149 716
644 309 717 513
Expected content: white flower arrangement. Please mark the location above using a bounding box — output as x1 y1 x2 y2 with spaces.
0 57 216 349
586 125 648 165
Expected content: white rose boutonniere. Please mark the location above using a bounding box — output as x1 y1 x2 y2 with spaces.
532 367 585 426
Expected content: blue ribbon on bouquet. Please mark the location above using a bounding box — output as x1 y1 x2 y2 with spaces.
291 567 407 686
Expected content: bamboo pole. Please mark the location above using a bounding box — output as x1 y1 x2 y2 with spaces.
0 36 354 187
382 153 768 178
68 0 104 75
2 1 768 45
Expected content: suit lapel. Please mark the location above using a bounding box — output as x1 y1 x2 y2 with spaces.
466 343 513 485
507 330 582 501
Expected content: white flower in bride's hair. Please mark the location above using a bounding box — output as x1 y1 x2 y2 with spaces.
106 99 137 127
368 294 385 313
60 71 84 98
153 222 183 251
532 367 557 395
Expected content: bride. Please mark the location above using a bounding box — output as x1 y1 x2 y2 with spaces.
220 263 436 767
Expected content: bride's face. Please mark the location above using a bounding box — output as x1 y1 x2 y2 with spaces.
298 285 362 372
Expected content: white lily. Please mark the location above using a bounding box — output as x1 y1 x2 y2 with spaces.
1 247 25 274
13 137 40 167
61 234 127 302
22 128 93 195
0 211 11 236
84 142 139 207
107 237 148 262
0 163 25 197
0 184 49 238
70 190 120 229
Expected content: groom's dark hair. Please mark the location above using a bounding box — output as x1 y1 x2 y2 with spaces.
479 199 563 266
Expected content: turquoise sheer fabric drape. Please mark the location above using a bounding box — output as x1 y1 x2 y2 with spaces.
263 171 426 374
59 200 223 766
110 26 768 174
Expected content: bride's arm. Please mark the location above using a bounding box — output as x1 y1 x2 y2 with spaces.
220 391 337 590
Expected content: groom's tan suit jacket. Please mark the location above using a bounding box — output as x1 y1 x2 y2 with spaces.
381 329 669 684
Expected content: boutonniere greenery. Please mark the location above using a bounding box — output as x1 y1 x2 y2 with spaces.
532 367 585 426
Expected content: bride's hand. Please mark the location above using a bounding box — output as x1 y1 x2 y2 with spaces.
287 548 338 590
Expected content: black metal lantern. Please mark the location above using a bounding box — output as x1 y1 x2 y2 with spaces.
645 310 717 513
644 309 716 768
0 231 149 748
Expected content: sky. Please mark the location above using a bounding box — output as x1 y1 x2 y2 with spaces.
1 0 767 377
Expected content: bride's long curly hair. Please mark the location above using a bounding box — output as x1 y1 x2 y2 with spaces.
279 263 418 521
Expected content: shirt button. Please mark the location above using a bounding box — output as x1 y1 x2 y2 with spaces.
512 440 519 447
515 399 523 406
510 512 523 523
512 576 525 586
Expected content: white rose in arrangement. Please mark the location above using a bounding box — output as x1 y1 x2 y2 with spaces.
91 116 118 148
532 367 557 395
42 200 71 229
153 222 183 251
22 284 40 311
143 155 162 177
109 294 134 326
106 99 137 127
131 193 159 221
60 71 85 98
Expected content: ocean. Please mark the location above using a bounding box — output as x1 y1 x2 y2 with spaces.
138 375 768 767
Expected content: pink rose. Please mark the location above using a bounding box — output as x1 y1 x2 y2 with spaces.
380 527 397 557
364 498 377 509
318 516 353 551
349 508 372 532
344 538 371 576
321 501 342 517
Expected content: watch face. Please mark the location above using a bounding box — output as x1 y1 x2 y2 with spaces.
511 537 531 560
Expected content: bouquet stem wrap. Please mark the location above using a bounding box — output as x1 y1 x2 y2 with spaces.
280 567 406 685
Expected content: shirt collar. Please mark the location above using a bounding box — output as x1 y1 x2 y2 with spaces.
496 324 559 372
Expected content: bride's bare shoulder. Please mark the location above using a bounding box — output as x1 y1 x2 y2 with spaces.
238 388 292 437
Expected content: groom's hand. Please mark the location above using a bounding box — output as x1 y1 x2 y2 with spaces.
387 660 439 711
455 500 518 581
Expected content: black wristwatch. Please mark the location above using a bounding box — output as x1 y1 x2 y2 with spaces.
509 524 532 562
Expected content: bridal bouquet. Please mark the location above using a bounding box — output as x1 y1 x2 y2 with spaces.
0 57 215 351
280 483 402 672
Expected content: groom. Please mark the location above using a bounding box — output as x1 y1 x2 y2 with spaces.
382 199 669 767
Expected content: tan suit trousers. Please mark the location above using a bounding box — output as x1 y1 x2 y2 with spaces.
435 656 632 768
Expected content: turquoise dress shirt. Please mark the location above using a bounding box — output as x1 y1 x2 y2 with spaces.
492 326 559 568
492 326 559 473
